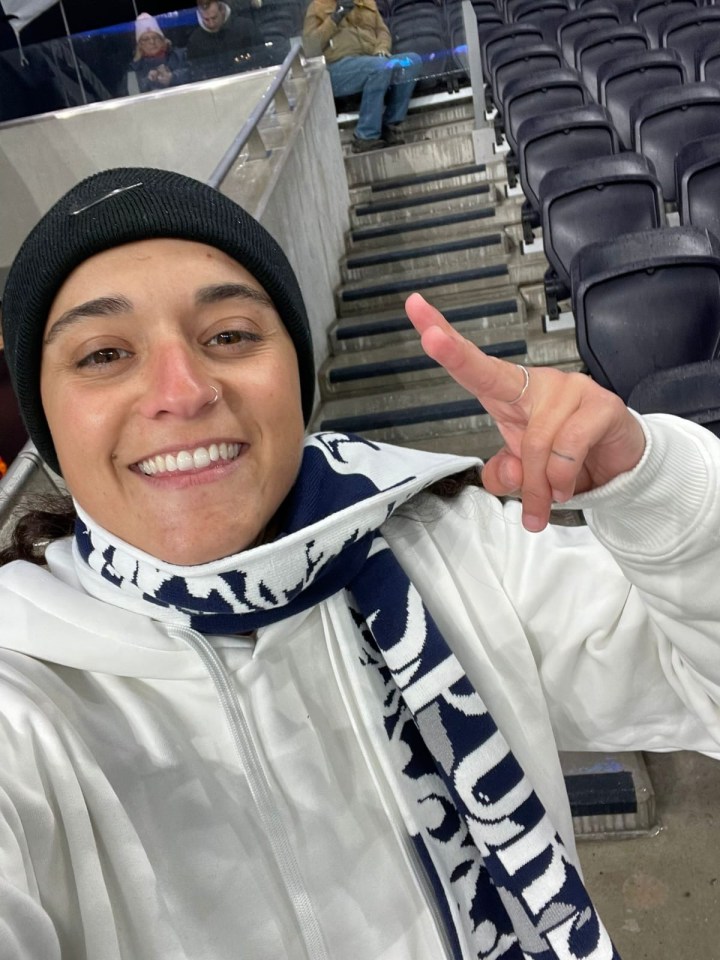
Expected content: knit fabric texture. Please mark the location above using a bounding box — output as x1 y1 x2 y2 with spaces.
1 166 315 474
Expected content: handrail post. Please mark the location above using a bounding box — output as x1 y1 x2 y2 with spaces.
461 0 497 165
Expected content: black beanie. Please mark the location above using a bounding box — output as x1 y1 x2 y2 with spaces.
1 166 315 475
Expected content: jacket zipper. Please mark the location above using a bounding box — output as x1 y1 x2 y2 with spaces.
322 608 456 960
169 625 330 960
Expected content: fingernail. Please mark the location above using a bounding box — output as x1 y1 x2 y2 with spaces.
552 488 568 503
523 514 545 532
499 461 515 488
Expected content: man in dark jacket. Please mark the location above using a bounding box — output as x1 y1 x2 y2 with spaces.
186 0 269 81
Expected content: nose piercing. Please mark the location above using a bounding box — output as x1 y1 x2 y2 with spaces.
207 385 220 406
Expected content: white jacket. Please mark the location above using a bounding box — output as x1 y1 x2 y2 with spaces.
0 414 719 959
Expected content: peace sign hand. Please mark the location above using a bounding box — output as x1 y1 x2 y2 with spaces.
405 293 646 532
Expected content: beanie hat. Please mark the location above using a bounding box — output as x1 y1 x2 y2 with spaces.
135 12 164 41
1 167 315 475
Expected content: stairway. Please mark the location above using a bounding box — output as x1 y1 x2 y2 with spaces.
311 91 582 460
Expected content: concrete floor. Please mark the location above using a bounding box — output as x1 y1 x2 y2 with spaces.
579 751 720 959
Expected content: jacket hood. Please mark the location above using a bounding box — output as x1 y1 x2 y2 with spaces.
195 1 231 32
0 541 204 679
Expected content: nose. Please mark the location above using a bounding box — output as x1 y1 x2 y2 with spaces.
136 340 215 419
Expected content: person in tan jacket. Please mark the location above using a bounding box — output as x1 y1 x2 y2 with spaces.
303 0 421 152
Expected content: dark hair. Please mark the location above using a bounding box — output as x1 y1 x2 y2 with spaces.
0 495 76 567
0 469 482 567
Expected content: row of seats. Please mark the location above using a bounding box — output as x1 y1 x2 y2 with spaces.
477 0 720 430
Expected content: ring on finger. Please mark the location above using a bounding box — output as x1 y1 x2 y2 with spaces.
508 364 530 405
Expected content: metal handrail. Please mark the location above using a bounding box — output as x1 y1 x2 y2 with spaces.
207 38 304 188
0 440 46 527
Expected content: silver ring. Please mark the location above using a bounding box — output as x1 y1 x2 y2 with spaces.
207 385 220 406
508 364 530 405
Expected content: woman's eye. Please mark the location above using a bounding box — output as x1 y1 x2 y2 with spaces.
77 347 132 368
206 330 262 347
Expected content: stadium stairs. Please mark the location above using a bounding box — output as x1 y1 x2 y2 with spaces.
311 91 582 459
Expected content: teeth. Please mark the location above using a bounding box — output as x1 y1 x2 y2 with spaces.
193 447 211 469
136 443 241 476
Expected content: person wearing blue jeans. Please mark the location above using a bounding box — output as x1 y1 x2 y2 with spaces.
303 0 422 152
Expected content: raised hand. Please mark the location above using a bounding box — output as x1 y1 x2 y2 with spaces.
405 293 646 531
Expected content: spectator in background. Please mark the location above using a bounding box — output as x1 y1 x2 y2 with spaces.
186 0 269 82
303 0 422 153
131 13 189 93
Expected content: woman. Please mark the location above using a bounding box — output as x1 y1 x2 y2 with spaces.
131 13 189 93
1 166 719 960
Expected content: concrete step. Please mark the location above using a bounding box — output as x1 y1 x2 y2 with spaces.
344 132 478 187
319 326 527 399
338 94 475 138
340 231 512 284
351 179 497 223
331 289 526 353
347 201 526 253
337 253 548 316
349 162 492 205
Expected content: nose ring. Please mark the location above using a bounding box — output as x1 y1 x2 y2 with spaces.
207 385 220 406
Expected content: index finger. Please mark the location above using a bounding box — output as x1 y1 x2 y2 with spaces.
405 293 529 407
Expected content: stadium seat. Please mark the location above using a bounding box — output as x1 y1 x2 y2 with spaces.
512 0 572 43
676 133 720 239
573 25 651 98
630 82 720 202
597 49 686 149
501 67 589 154
632 0 700 46
571 227 720 400
696 37 720 84
490 43 564 111
482 24 544 86
658 7 720 81
556 5 622 66
390 0 448 90
627 359 720 435
539 153 665 314
515 103 619 213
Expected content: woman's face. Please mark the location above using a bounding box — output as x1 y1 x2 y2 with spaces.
138 32 166 56
40 238 305 564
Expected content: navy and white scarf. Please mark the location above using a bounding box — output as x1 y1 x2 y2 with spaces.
73 431 619 960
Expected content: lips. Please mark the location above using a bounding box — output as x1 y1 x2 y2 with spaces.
135 442 242 476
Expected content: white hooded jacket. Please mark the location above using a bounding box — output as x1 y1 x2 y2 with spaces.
1 414 719 959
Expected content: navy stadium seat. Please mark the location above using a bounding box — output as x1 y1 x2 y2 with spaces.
501 67 589 154
539 153 665 313
597 50 686 150
515 103 619 213
512 0 572 43
571 227 720 400
632 0 700 46
556 6 622 66
627 360 720 435
697 38 720 84
482 24 544 85
658 7 720 81
630 82 720 202
676 133 720 239
573 25 651 98
491 43 564 110
391 0 448 89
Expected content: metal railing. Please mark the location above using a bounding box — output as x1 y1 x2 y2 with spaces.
207 37 304 184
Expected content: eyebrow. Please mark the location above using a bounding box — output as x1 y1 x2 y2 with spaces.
194 282 274 310
44 295 133 345
43 282 274 346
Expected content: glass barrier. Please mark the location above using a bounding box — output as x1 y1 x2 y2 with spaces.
0 0 477 125
0 0 306 123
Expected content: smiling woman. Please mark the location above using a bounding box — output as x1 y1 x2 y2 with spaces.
40 239 304 563
1 167 720 960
